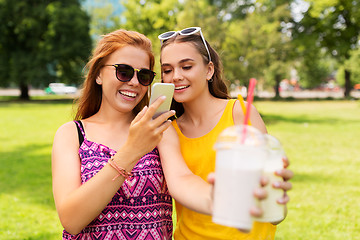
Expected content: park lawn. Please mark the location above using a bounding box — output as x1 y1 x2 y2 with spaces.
0 100 74 239
0 99 359 239
256 100 360 240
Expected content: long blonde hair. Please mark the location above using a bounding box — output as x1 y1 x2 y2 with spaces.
74 29 155 120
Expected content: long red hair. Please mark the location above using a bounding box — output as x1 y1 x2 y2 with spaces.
74 29 155 120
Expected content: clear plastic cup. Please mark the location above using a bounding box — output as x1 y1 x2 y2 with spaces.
254 134 285 223
212 125 266 231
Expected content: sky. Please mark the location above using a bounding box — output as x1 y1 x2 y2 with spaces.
291 0 310 22
82 0 124 15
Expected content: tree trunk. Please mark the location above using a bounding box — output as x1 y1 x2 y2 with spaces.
20 83 30 100
344 69 351 98
274 74 281 98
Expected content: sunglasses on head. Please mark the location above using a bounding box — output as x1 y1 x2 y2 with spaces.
103 64 156 86
158 27 212 62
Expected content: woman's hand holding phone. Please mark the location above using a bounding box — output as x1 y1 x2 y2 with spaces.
125 95 175 159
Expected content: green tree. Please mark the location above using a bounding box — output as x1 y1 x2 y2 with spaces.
118 0 252 82
118 0 297 98
291 8 332 89
222 0 294 97
337 47 360 87
208 0 255 20
118 0 182 75
85 0 120 37
174 0 227 53
0 0 91 99
293 0 360 97
120 0 180 40
296 50 335 89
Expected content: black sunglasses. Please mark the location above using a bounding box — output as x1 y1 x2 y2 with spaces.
104 64 156 86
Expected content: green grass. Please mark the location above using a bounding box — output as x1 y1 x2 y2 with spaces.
255 100 360 240
0 100 74 240
0 99 359 239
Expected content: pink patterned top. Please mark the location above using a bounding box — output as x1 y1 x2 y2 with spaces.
62 121 173 240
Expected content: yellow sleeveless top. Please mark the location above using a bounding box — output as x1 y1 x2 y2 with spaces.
172 99 276 240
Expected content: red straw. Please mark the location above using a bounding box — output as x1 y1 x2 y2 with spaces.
241 78 257 143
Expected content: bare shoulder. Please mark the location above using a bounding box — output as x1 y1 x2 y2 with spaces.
52 121 81 172
53 121 79 147
159 124 178 145
55 121 77 137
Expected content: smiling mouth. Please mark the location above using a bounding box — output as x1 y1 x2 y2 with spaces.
175 85 189 90
119 90 137 98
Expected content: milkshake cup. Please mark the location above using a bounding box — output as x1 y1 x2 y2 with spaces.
212 125 266 231
254 134 285 222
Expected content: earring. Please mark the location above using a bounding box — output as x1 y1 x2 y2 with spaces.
208 78 213 83
96 78 102 85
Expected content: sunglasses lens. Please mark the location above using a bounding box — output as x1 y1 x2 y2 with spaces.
116 64 134 82
112 64 155 86
138 69 155 86
180 27 198 35
159 31 176 39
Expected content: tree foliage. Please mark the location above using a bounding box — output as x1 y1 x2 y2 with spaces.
338 47 360 86
116 0 182 75
293 0 360 97
0 0 91 99
120 0 180 39
114 0 295 96
222 1 294 96
85 0 120 37
1 0 358 100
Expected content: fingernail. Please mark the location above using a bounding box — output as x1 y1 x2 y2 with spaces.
254 188 261 195
273 182 281 188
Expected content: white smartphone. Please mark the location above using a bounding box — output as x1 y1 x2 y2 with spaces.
149 83 175 119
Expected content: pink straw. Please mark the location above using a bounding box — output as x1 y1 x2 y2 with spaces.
241 78 257 143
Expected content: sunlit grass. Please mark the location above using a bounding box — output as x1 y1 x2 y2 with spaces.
255 100 360 240
0 101 74 240
0 99 359 239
